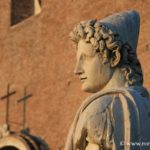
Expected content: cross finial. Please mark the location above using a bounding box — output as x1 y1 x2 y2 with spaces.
17 87 32 129
0 84 16 127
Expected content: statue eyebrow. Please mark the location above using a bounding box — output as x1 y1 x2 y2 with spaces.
82 51 96 58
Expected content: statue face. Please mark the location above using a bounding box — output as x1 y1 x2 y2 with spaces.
74 39 112 93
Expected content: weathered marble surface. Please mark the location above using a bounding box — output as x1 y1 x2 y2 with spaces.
65 10 150 150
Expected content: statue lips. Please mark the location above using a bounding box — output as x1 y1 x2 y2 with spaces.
80 77 87 82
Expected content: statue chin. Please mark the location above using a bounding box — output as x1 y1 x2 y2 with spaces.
81 83 100 93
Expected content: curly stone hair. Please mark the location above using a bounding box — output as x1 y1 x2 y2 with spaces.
70 19 144 87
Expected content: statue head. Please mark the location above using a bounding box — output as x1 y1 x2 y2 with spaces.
70 10 144 93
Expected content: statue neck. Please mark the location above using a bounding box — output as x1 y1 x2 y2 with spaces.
102 68 127 91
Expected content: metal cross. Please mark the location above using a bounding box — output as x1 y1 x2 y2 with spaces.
17 87 32 129
0 84 16 125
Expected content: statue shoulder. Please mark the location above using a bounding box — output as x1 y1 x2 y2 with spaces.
81 88 130 114
83 94 114 115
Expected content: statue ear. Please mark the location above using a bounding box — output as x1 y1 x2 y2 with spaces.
110 50 121 67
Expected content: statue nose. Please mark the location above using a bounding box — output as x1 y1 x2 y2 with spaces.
74 62 84 75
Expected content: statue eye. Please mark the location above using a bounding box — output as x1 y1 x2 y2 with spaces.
82 54 92 61
96 49 100 53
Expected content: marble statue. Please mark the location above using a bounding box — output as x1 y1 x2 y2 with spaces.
65 10 150 150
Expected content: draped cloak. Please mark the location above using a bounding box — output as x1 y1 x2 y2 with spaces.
64 87 150 150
